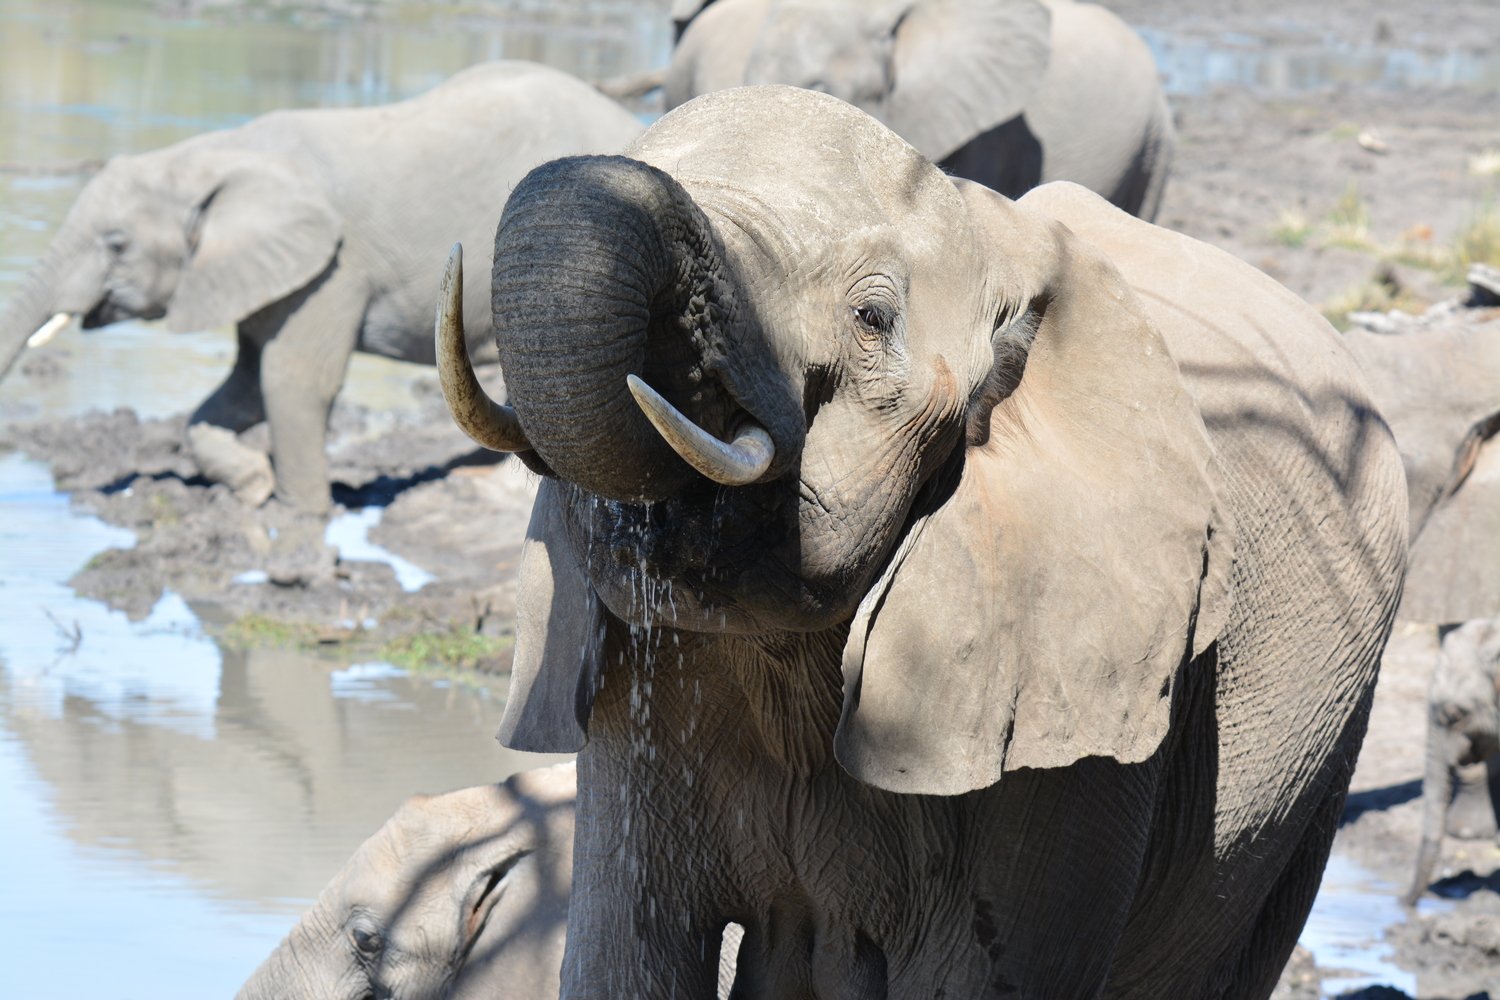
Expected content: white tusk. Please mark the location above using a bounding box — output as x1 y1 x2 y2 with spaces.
626 374 774 486
434 244 531 453
27 312 71 348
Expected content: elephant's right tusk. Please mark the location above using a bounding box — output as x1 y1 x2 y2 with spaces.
626 374 774 486
435 244 531 453
27 312 72 348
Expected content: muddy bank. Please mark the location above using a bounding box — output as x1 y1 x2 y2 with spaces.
0 367 537 669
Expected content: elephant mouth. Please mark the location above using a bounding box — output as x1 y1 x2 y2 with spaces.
81 292 163 330
561 475 847 634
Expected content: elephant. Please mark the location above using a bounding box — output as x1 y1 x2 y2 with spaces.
663 0 1175 220
236 763 577 1000
1404 618 1500 906
0 61 642 514
1345 311 1500 624
433 86 1406 998
1345 310 1500 906
236 761 743 1000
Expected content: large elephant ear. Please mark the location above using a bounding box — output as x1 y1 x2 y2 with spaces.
835 180 1233 796
165 153 340 333
886 0 1052 162
496 479 607 753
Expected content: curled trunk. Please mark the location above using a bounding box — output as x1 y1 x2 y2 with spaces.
490 154 791 502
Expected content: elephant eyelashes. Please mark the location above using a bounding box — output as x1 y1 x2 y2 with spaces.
853 304 893 333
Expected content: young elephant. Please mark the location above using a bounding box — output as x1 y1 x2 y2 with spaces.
1405 619 1500 906
0 61 641 513
236 762 742 1000
665 0 1174 219
437 86 1406 998
236 764 576 1000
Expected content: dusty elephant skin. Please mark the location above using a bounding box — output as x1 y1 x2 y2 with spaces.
436 87 1409 998
1405 619 1500 907
236 764 576 1000
666 0 1174 220
0 61 641 514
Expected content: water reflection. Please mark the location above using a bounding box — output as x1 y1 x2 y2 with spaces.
0 451 562 998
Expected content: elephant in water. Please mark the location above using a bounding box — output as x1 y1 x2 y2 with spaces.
1404 619 1500 906
236 762 741 1000
0 61 642 514
665 0 1174 219
436 87 1406 997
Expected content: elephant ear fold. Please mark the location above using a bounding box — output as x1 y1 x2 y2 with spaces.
165 154 340 333
835 181 1233 796
497 479 607 753
886 0 1052 162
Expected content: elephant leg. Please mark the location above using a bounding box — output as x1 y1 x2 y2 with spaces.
937 115 1043 202
1130 94 1175 224
1216 777 1349 1000
255 264 363 514
187 327 274 506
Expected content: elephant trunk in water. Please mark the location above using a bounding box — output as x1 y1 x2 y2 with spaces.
1405 722 1456 906
464 154 788 502
0 228 95 381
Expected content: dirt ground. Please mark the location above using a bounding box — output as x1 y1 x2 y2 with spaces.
2 0 1499 995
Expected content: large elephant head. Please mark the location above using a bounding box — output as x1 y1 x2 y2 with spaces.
679 0 1052 162
236 763 575 1000
440 87 1229 795
0 140 339 380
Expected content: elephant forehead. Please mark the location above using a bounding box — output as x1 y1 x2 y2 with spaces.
637 86 959 225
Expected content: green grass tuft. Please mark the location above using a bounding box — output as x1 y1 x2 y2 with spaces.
378 626 514 673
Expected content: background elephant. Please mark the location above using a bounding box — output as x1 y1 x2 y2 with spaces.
0 61 641 513
664 0 1174 219
438 87 1405 997
236 763 577 1000
1345 310 1500 625
237 761 742 1000
1405 618 1500 905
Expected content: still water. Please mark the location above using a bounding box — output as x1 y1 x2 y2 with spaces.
0 0 1490 996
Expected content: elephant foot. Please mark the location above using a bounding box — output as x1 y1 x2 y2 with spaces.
263 503 337 588
187 422 275 507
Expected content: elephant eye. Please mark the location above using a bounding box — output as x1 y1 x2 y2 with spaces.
102 231 130 256
351 926 384 956
853 305 891 333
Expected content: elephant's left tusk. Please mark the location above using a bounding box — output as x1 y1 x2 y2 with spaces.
27 312 72 348
626 374 774 486
435 244 532 453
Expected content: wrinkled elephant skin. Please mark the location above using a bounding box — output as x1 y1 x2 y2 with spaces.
435 87 1409 999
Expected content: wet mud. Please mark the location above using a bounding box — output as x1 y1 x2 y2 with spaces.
0 367 537 669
